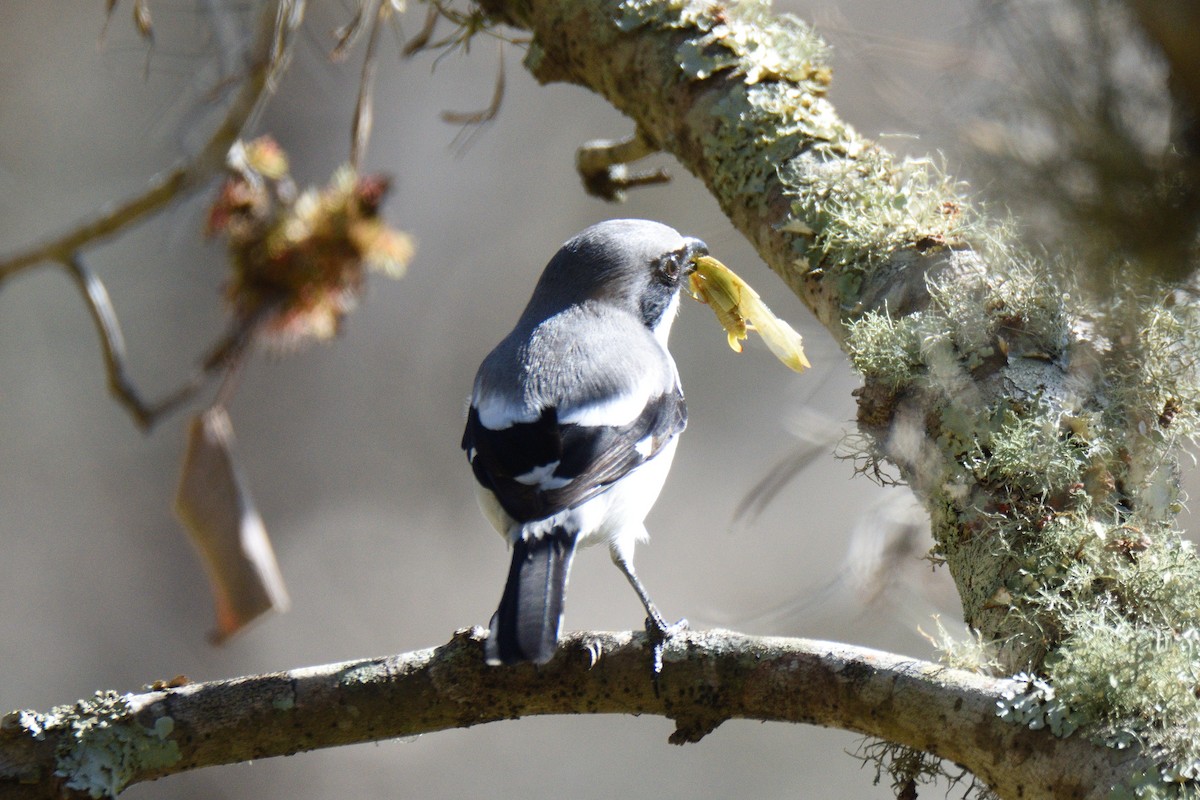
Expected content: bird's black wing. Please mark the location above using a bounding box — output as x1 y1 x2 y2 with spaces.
463 388 686 523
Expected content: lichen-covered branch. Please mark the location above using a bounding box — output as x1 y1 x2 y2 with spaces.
476 0 968 327
0 629 1138 800
467 0 1200 791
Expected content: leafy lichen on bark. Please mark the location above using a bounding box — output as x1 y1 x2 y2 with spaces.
847 251 1200 788
1 691 181 798
479 0 977 330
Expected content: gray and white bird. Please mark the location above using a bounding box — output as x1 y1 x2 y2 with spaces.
463 219 705 665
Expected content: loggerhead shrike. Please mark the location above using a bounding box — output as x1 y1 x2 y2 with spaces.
463 219 706 665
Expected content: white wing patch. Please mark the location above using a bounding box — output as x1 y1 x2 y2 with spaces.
559 378 653 428
633 435 655 458
475 393 539 430
514 461 573 490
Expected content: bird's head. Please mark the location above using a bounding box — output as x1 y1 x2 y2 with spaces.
523 219 708 335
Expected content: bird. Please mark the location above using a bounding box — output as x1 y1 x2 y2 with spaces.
462 219 705 666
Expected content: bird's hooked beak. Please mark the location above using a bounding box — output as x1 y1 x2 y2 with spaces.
681 237 708 275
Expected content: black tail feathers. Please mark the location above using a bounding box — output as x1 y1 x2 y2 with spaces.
486 529 578 665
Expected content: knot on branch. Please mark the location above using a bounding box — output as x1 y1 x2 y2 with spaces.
576 130 670 202
667 713 725 744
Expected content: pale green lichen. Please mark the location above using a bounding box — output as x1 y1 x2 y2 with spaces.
996 672 1085 737
9 690 181 799
615 0 709 32
844 239 1200 793
924 252 1070 365
780 150 973 308
978 406 1090 497
845 309 922 391
675 4 828 83
703 83 849 205
617 0 827 84
921 615 1000 674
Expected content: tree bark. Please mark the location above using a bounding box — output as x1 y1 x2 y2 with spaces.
0 629 1140 800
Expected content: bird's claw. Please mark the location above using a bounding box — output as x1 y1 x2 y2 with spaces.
645 616 688 675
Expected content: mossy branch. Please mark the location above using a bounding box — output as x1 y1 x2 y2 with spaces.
466 0 1200 791
0 629 1140 800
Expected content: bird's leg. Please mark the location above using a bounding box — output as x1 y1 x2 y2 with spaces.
611 549 687 674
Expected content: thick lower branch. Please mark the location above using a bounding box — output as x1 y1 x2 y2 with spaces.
0 629 1136 800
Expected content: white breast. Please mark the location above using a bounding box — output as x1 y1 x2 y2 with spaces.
476 437 679 552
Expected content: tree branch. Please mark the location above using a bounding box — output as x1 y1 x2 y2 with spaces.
0 0 305 431
461 0 1200 789
0 0 302 282
0 629 1139 800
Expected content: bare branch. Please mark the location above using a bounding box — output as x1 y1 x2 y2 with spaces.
0 630 1141 800
0 0 305 283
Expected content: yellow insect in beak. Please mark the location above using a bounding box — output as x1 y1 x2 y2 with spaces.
688 255 811 373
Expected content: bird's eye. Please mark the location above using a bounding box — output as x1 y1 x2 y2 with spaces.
659 256 680 280
653 249 688 284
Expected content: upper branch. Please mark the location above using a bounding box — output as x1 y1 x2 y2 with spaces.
475 0 969 328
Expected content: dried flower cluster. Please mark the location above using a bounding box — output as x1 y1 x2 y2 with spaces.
206 136 413 348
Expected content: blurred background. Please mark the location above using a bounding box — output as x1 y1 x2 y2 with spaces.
0 1 1006 797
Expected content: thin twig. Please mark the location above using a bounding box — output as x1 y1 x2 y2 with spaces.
442 42 505 152
401 4 440 57
59 255 259 430
0 0 304 283
350 0 387 170
60 254 160 429
331 1 369 61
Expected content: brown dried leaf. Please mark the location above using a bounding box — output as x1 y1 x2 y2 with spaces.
175 406 290 643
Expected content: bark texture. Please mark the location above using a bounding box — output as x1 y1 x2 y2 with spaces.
0 629 1138 800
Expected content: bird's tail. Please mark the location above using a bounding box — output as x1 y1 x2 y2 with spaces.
486 529 578 665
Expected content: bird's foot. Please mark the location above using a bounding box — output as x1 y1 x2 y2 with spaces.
645 615 688 675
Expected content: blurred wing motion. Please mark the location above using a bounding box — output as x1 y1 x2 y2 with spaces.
175 405 290 643
688 255 811 372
